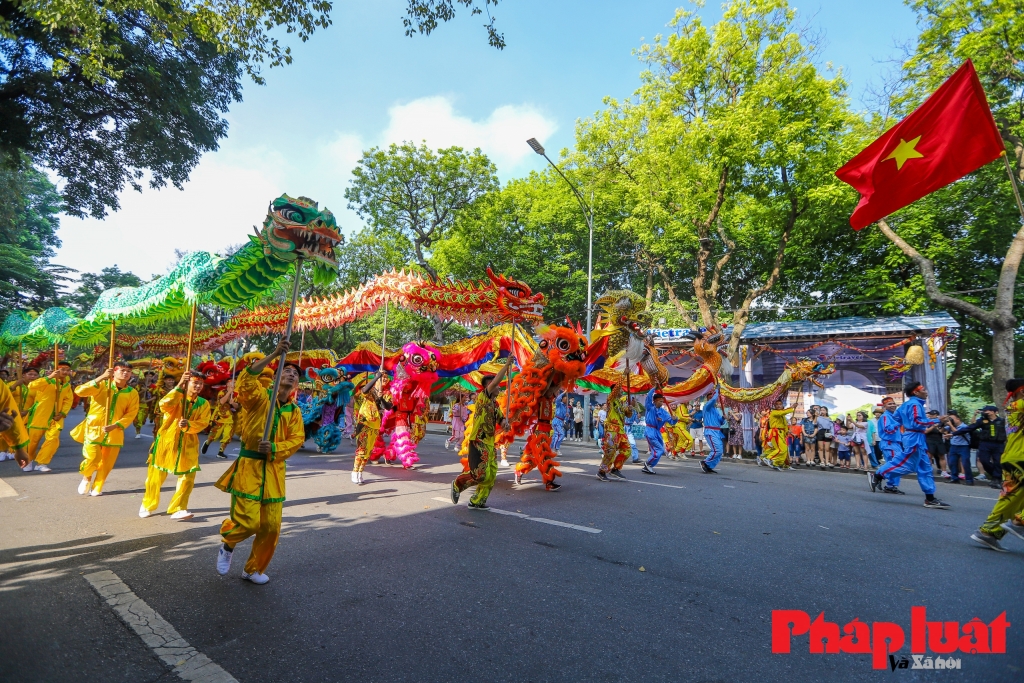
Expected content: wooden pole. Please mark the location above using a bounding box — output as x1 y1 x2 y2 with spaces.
54 340 60 371
262 259 304 441
108 321 116 369
17 342 22 381
379 300 389 372
184 303 198 367
298 328 306 368
1003 153 1024 223
505 321 518 418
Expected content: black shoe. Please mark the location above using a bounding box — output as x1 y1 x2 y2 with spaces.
868 472 882 493
545 482 561 491
217 450 227 459
948 478 961 484
201 441 210 455
970 532 1008 552
699 461 715 474
609 469 626 481
451 480 460 505
641 464 656 475
882 486 905 495
597 470 610 482
468 500 488 510
964 481 974 486
924 498 950 510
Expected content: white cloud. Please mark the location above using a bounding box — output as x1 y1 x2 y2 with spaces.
54 97 557 279
383 96 557 173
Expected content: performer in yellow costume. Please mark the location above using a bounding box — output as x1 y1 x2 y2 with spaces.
351 375 389 485
202 383 236 458
215 340 304 585
597 384 634 480
141 370 211 520
667 403 693 459
23 362 73 472
759 399 796 470
8 366 39 419
150 375 177 433
972 379 1024 552
0 379 31 467
133 369 158 439
71 362 140 496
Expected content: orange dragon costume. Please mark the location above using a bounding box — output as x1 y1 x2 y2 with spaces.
498 325 589 492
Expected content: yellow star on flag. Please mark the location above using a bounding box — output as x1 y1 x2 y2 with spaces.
883 136 924 170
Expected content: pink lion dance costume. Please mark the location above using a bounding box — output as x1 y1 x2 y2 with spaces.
374 342 440 469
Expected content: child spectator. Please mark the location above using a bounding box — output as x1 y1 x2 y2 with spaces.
835 426 852 469
787 416 803 466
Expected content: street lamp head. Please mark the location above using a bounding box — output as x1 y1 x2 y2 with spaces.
526 138 545 155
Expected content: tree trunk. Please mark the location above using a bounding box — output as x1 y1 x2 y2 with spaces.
656 265 694 327
876 217 1022 403
433 316 445 343
645 264 653 306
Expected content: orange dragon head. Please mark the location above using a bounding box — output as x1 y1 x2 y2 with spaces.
487 267 545 323
534 324 588 382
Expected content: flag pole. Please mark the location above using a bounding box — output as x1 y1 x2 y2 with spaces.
262 259 304 442
1002 153 1024 222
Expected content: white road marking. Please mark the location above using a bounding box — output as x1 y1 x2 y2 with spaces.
723 485 735 488
960 494 998 501
430 497 601 533
84 570 237 683
562 471 687 490
0 477 17 498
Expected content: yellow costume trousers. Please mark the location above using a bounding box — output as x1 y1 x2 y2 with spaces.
219 498 282 574
763 429 789 467
353 426 379 473
27 428 46 459
31 423 64 465
206 421 233 449
142 466 196 514
79 445 122 493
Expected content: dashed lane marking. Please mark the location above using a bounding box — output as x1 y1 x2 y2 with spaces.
84 570 238 683
959 494 999 501
430 497 601 533
561 471 687 490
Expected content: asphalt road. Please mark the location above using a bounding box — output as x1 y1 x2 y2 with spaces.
1 409 1021 682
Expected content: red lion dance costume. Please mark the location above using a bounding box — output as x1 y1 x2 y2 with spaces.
373 341 440 469
496 325 588 491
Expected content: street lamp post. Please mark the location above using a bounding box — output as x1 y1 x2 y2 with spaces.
527 138 595 442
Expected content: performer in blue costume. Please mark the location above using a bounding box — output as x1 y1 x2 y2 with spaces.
641 387 677 475
700 385 724 474
869 396 903 492
870 382 950 509
551 391 568 454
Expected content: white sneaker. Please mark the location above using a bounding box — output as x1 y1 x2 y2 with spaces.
241 570 270 584
134 433 142 439
139 506 152 518
35 464 51 472
216 546 233 575
356 471 363 485
21 462 35 472
351 470 359 483
170 510 194 520
89 489 102 497
78 477 91 495
499 459 510 468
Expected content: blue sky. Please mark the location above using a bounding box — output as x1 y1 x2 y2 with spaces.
55 0 920 278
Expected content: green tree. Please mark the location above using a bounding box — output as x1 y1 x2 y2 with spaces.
574 0 859 362
0 161 69 314
858 0 1024 402
346 142 499 340
66 266 144 316
0 2 507 218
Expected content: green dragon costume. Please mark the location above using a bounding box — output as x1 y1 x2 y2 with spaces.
0 195 342 348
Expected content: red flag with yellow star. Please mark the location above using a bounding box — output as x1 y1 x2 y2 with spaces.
836 60 1005 230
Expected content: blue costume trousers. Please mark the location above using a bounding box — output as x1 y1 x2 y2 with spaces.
551 421 565 451
877 436 935 494
645 427 667 468
703 428 724 469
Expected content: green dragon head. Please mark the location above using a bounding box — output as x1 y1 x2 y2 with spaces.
257 194 344 274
